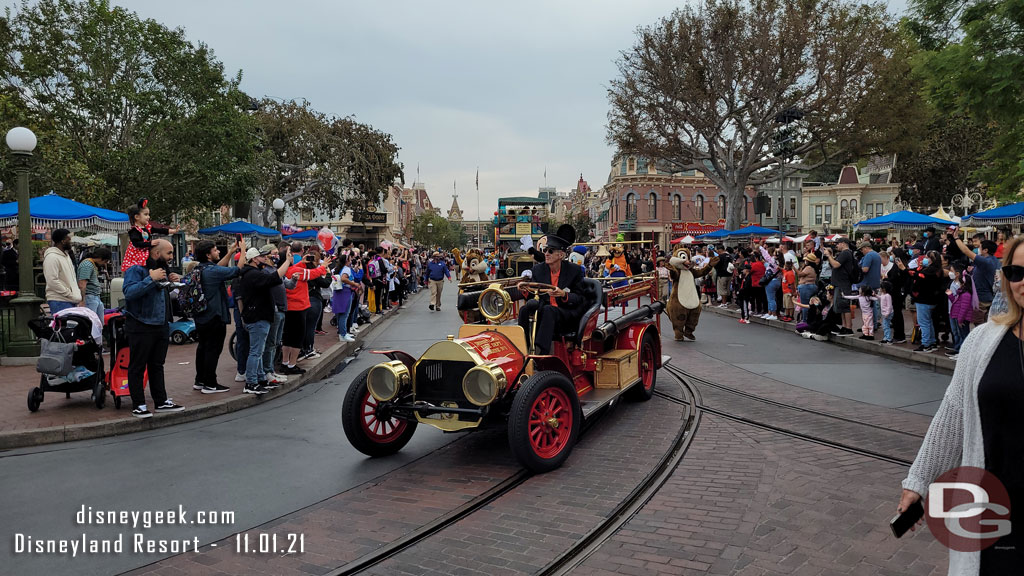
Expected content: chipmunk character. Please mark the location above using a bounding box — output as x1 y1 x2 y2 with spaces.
604 243 631 288
460 248 490 284
666 245 717 341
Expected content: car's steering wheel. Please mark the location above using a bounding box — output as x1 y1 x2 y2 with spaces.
519 282 558 296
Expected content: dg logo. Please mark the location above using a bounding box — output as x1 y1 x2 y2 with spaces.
927 466 1011 552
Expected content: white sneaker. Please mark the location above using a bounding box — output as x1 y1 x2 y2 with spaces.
267 372 286 384
765 315 778 321
234 373 246 383
343 334 356 342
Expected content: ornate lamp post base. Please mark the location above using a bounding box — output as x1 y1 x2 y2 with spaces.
7 293 43 357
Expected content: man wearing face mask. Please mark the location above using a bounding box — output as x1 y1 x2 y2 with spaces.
922 226 942 254
122 239 184 418
955 234 1000 325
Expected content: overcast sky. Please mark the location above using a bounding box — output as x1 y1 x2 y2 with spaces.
114 0 909 220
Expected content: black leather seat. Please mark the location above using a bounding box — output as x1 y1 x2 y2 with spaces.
457 289 484 311
562 278 603 344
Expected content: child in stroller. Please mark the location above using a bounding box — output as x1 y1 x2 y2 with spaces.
27 310 107 412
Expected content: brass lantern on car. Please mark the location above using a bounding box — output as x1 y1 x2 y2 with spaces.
478 283 513 323
366 360 411 402
462 363 507 406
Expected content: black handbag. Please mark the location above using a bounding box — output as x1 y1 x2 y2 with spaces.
759 269 777 287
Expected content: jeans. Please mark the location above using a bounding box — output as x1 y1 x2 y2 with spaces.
882 314 893 341
233 307 249 375
244 319 270 385
126 318 169 409
915 303 936 347
263 310 284 375
84 294 105 322
797 284 817 321
950 319 970 352
347 295 360 331
765 276 782 313
48 300 75 314
194 318 227 387
872 299 882 330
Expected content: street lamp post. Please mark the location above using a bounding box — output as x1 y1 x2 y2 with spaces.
6 127 44 357
272 197 285 232
426 222 434 248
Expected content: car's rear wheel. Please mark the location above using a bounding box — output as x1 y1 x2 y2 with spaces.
342 368 417 457
627 331 658 401
508 371 581 473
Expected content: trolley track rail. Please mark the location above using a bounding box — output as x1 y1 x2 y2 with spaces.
662 365 913 467
331 372 702 576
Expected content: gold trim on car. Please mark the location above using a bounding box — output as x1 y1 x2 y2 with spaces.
366 360 410 402
478 284 513 323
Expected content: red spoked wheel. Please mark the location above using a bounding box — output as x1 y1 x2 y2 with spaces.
358 391 408 444
628 331 658 401
342 368 417 457
508 371 581 473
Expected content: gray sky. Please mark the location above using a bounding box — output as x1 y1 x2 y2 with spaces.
116 0 909 220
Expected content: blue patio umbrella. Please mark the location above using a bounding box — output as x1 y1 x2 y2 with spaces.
283 229 318 241
724 225 780 239
0 192 130 231
962 202 1024 227
854 210 955 231
694 228 733 241
197 220 281 238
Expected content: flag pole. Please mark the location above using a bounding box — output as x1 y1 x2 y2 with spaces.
476 167 480 251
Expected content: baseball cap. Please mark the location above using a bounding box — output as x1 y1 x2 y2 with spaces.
245 247 261 260
857 240 873 250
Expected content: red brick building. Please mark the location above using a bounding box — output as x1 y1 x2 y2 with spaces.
603 156 755 247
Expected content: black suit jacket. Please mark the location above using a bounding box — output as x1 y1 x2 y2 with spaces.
520 261 586 310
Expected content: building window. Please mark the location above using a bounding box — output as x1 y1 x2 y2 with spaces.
777 197 783 219
627 157 636 172
764 196 772 219
840 199 849 220
876 202 884 215
626 193 637 220
815 205 823 225
672 194 681 220
789 197 796 217
824 204 833 224
695 195 704 220
866 204 875 218
648 193 657 219
743 199 749 223
850 199 858 216
718 195 726 219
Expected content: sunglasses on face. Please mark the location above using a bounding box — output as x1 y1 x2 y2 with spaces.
1003 264 1024 283
543 247 561 254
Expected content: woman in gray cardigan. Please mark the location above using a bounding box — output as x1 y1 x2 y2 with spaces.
899 236 1024 575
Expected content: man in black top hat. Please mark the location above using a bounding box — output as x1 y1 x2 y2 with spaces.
515 224 586 355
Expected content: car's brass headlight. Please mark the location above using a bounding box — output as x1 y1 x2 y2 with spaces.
367 360 410 402
478 284 512 323
462 363 507 406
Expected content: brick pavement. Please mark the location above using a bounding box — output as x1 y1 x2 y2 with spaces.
363 394 685 576
574 414 948 576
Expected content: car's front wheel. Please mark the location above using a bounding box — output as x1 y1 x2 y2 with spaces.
342 368 417 457
508 371 581 473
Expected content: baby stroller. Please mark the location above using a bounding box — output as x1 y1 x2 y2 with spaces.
27 312 107 412
104 311 146 409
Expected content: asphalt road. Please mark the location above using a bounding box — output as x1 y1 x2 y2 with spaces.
0 286 462 576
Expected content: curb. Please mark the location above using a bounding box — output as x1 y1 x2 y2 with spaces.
0 299 410 451
702 303 956 374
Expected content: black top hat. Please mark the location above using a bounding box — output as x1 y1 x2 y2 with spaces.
546 224 576 252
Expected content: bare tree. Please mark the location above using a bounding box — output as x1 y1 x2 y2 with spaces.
608 0 919 230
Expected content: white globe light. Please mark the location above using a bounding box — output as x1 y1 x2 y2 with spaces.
5 127 37 152
272 198 285 211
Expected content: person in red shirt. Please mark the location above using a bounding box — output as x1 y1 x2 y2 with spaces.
280 252 333 374
749 252 767 315
781 261 797 321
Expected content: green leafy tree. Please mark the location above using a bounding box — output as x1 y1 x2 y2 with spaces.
608 0 925 230
252 99 404 225
410 212 464 251
0 0 263 217
906 0 1024 200
891 114 993 209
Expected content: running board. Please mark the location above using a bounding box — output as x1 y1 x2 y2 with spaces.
579 383 638 418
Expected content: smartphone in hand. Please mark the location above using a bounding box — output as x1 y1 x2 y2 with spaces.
890 500 925 538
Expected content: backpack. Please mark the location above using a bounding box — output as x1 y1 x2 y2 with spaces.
847 256 864 284
367 258 381 280
177 265 207 317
